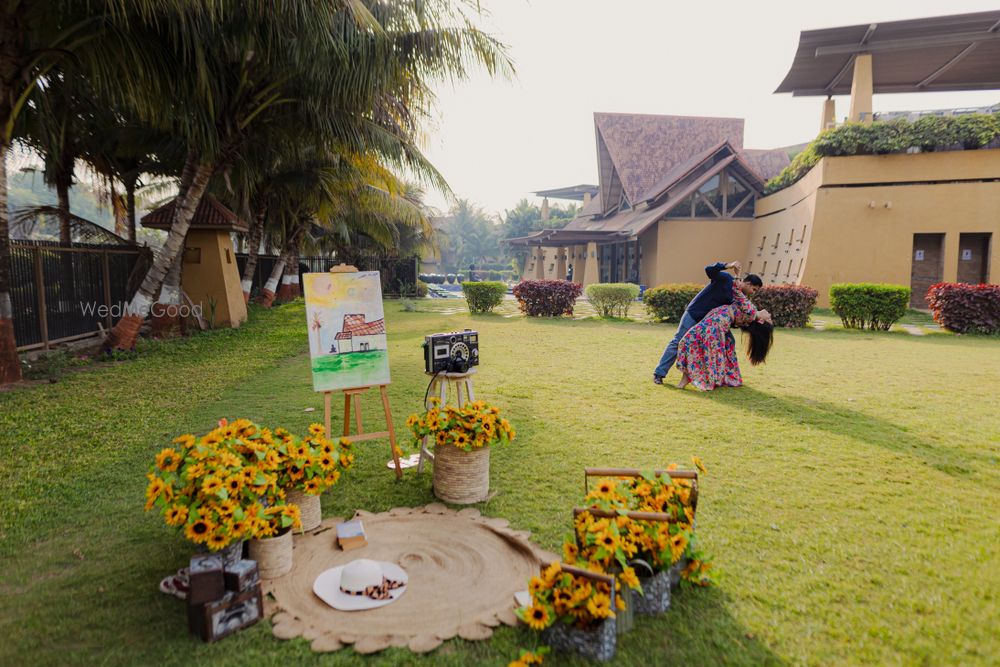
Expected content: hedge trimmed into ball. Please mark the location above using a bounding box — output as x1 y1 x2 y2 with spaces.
643 283 702 322
512 280 583 317
750 285 819 328
829 283 910 331
461 281 507 314
926 282 1000 335
585 283 639 318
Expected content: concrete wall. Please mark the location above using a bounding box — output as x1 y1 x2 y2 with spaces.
650 218 754 287
182 229 247 328
751 150 1000 307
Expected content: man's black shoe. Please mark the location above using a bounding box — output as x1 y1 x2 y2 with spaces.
652 375 664 385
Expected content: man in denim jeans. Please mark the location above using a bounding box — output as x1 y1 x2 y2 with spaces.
652 261 762 384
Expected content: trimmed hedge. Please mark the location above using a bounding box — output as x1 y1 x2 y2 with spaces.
829 283 910 331
462 281 507 314
585 283 639 318
750 285 818 328
926 282 1000 335
643 283 702 322
766 113 1000 194
512 280 583 317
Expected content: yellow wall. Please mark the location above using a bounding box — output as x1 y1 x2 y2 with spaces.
182 229 247 328
650 219 754 286
751 150 1000 307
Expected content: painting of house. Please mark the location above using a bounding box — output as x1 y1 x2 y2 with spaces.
303 271 390 392
333 314 387 354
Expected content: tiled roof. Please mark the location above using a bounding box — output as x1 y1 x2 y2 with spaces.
740 149 791 181
594 112 745 204
335 314 386 339
141 194 249 233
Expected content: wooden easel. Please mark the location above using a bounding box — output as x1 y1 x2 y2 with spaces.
320 264 402 480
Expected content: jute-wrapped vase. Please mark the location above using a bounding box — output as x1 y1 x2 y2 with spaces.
432 444 490 504
288 489 322 532
248 529 293 579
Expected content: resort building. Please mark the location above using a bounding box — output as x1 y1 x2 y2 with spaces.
512 11 1000 307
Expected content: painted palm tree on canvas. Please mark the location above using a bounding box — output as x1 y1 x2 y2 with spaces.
303 272 390 392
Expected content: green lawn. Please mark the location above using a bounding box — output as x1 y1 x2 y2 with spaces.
1 299 998 666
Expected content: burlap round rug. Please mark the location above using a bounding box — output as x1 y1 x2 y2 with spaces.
262 504 556 654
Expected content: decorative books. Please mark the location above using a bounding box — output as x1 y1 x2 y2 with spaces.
336 519 368 551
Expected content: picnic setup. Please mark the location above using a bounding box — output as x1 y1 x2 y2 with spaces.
144 266 711 661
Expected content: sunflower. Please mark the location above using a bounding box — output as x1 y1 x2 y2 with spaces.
528 576 547 596
598 531 618 550
321 441 334 455
155 448 182 472
563 542 579 562
691 455 707 474
620 567 640 590
586 593 614 619
206 531 229 551
201 476 224 496
405 414 419 428
225 476 242 494
339 453 354 468
553 588 574 614
319 454 335 470
172 433 196 447
325 470 341 486
569 581 593 605
304 478 321 494
185 517 215 544
453 432 470 449
435 431 449 446
670 532 688 562
288 464 305 481
164 505 188 526
525 603 551 631
185 462 207 482
308 423 325 436
338 438 352 450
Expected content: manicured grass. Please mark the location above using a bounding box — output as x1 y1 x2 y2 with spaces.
1 299 998 666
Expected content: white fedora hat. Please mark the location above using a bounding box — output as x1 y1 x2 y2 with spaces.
313 559 408 611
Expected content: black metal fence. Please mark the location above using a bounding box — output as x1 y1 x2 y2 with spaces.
235 253 419 297
10 241 152 350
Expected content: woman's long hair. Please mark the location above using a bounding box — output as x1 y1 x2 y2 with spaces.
739 320 774 365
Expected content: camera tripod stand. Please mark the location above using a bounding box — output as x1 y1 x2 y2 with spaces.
416 368 477 474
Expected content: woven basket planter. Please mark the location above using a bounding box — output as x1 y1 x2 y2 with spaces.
543 618 616 662
248 529 293 579
288 490 322 532
432 444 490 504
634 570 671 614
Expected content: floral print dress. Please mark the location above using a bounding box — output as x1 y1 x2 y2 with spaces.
675 290 758 391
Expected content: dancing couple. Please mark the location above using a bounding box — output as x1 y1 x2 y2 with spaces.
652 260 773 390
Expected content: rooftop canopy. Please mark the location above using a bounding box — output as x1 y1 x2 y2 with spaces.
142 194 249 233
532 184 599 201
775 10 1000 96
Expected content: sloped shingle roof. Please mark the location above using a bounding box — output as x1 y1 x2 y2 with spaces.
141 194 249 233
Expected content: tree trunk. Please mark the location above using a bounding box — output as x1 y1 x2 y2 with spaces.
0 144 22 383
112 189 128 239
276 232 301 302
104 155 214 351
258 247 288 308
126 185 136 244
56 174 72 245
241 207 265 302
150 251 185 337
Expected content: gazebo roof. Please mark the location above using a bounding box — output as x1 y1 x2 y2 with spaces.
141 194 249 233
776 10 1000 96
532 184 599 201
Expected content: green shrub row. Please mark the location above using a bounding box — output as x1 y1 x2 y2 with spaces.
829 283 910 331
750 285 819 328
585 283 639 318
461 281 507 314
766 113 1000 193
642 283 702 322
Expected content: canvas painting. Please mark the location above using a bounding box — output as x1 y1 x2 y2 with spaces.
303 271 390 392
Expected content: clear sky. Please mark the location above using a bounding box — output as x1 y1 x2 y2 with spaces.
420 0 1000 216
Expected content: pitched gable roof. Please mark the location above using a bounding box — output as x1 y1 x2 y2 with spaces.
141 194 249 233
740 148 791 181
594 112 745 206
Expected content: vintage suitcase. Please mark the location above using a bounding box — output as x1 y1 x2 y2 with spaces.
188 553 225 606
224 559 260 593
187 585 263 642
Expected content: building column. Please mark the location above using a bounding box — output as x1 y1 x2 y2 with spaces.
555 247 567 280
849 53 873 124
582 242 600 286
534 248 546 279
541 197 550 221
820 96 836 132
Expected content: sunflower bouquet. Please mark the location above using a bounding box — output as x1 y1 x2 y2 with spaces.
145 419 303 551
407 398 515 452
516 562 621 631
266 424 354 495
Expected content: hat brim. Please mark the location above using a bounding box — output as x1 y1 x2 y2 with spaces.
313 561 408 611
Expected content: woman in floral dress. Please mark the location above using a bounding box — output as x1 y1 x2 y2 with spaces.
675 290 773 391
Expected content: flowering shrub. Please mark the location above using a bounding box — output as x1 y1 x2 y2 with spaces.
512 280 582 317
407 398 515 452
643 283 701 322
829 283 910 330
750 284 819 328
462 281 507 313
585 283 639 318
926 282 1000 334
271 424 354 495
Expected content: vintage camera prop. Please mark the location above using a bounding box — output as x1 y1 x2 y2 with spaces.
423 329 479 373
187 587 263 643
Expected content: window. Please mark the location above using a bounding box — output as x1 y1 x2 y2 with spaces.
693 175 722 217
666 192 695 218
225 248 232 264
724 171 754 217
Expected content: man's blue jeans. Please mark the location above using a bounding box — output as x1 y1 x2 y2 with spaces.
654 311 698 377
